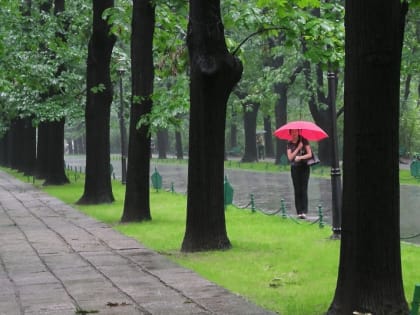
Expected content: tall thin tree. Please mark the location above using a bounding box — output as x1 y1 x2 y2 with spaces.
327 1 409 314
77 0 116 204
241 102 260 163
43 0 69 186
121 0 155 222
181 0 243 252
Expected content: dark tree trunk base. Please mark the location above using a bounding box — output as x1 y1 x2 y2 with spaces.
182 0 242 253
181 237 232 253
119 0 155 223
76 195 114 205
43 177 70 186
121 214 151 223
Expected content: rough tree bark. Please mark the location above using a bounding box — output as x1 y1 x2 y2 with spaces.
35 122 49 179
241 102 260 162
175 130 183 159
77 0 116 204
43 0 69 186
157 128 168 159
181 0 243 252
22 117 36 176
327 1 409 314
263 116 274 158
274 82 288 164
9 119 24 171
44 119 69 185
121 0 155 222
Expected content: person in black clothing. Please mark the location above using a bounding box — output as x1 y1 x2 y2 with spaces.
286 129 313 219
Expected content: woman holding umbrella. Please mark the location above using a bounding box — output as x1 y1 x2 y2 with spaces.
274 121 328 219
287 129 313 219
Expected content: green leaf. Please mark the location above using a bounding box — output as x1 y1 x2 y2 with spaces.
90 84 105 94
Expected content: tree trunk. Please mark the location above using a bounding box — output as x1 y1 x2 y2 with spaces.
22 117 36 176
181 0 242 252
266 36 288 164
0 133 8 166
121 0 155 222
77 0 116 204
241 102 259 162
263 116 274 158
35 122 49 179
0 130 11 167
226 115 238 160
303 61 333 166
327 1 409 314
74 138 80 154
418 81 420 107
157 128 168 159
66 138 73 154
43 119 69 185
175 130 183 159
270 37 303 165
6 130 13 168
274 82 288 164
41 0 69 186
75 135 85 154
229 120 238 149
10 119 26 171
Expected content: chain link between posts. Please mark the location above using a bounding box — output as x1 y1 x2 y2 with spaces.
63 164 420 240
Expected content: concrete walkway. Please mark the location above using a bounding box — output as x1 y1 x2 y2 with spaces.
0 171 276 315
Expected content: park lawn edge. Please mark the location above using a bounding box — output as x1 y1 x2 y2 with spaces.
2 167 420 315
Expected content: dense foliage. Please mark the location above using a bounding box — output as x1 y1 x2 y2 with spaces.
0 0 419 154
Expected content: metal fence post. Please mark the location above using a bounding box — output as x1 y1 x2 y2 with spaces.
281 198 287 218
224 176 234 209
250 194 255 213
318 204 324 228
151 167 162 192
410 284 420 315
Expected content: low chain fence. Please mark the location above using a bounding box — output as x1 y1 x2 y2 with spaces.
62 163 420 242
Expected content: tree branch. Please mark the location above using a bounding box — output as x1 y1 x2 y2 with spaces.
231 27 287 56
337 106 344 118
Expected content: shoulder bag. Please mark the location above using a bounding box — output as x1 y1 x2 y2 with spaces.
306 153 320 166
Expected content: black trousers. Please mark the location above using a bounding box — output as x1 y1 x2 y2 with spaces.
291 164 310 214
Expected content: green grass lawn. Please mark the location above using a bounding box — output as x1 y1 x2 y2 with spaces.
4 167 420 315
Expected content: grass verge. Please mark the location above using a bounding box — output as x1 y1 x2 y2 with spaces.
4 167 420 315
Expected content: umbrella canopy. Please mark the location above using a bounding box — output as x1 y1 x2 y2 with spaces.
273 120 328 141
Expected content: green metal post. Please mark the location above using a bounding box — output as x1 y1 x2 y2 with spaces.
250 194 255 213
224 176 234 209
151 167 162 192
171 182 174 193
318 204 324 228
281 198 287 218
410 284 420 315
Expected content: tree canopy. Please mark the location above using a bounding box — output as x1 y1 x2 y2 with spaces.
1 0 418 154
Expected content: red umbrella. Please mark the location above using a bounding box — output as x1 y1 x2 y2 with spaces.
273 120 328 141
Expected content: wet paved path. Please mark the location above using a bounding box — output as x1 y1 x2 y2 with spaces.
65 156 420 245
0 171 275 315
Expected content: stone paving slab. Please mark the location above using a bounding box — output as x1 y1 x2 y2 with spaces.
0 171 277 315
